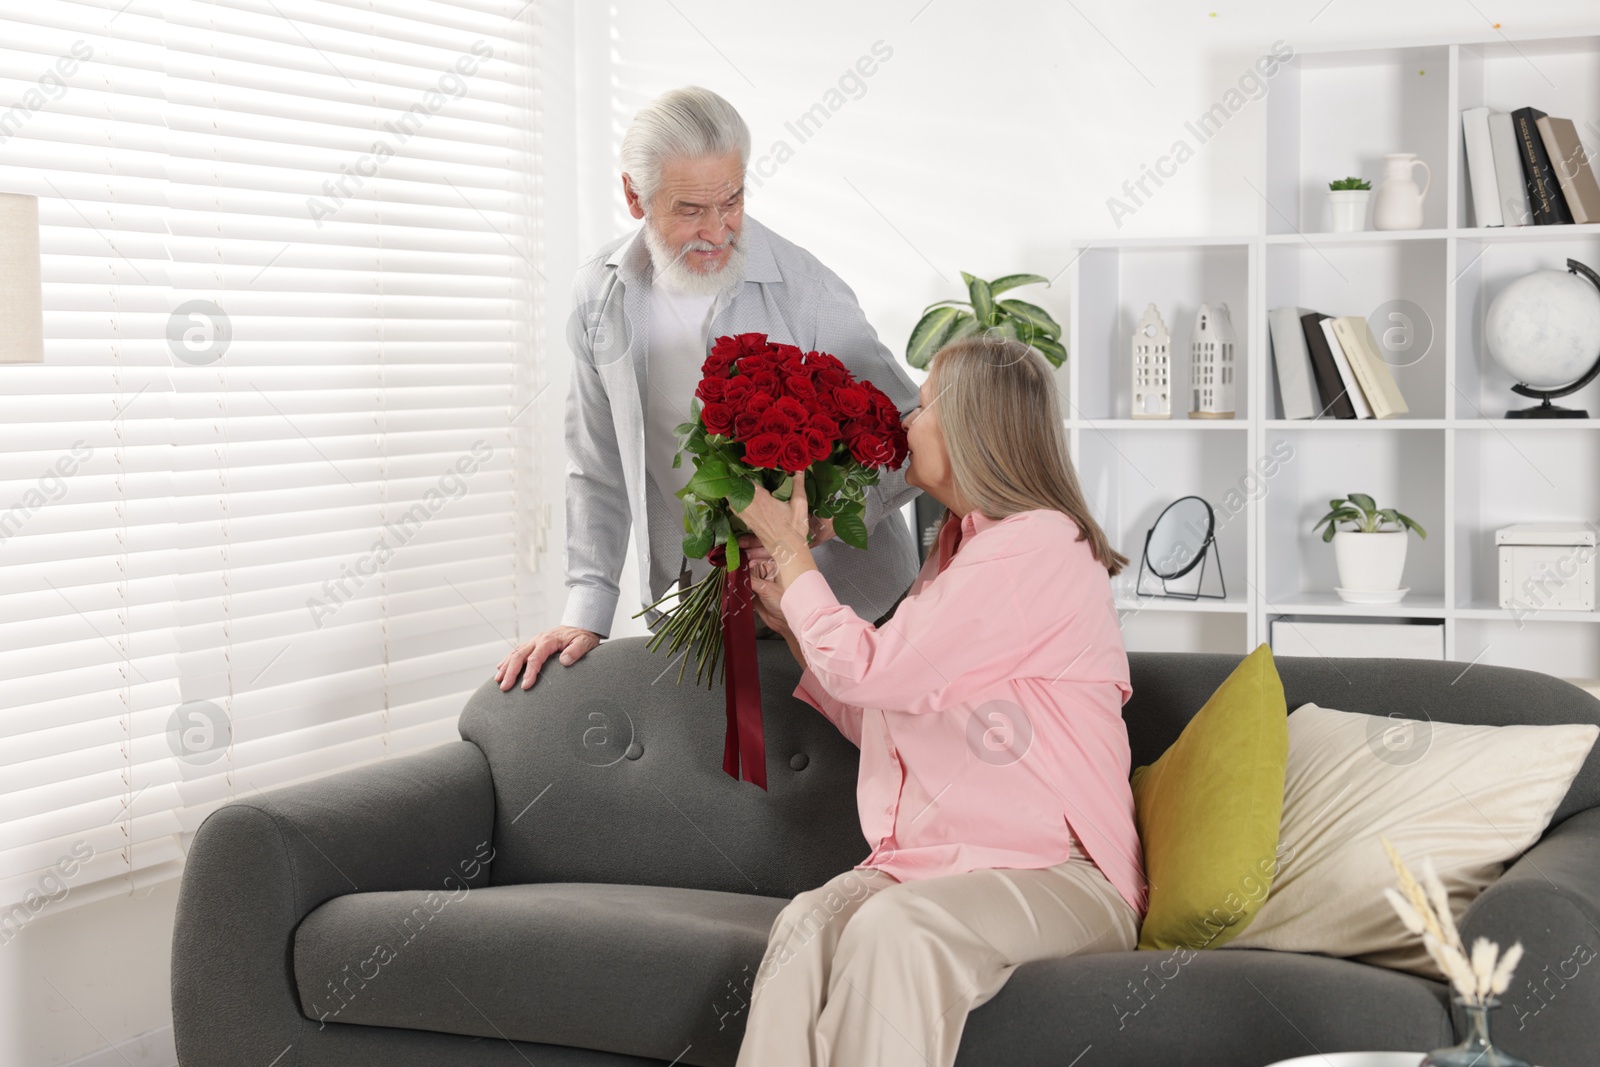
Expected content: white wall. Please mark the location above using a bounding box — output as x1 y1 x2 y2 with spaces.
1 881 178 1066
556 0 1600 642
13 3 1600 1065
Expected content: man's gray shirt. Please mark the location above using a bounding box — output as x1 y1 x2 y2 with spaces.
560 215 923 636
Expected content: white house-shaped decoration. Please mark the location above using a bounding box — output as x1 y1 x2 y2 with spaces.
1131 303 1171 419
1189 302 1236 419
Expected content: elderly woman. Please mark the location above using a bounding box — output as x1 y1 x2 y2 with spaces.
729 335 1148 1067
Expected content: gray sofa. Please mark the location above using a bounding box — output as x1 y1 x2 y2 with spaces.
171 639 1600 1067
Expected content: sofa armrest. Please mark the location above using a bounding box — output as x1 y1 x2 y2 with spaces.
1457 805 1600 1067
171 740 495 1067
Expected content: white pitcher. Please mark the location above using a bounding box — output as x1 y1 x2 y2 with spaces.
1373 153 1431 230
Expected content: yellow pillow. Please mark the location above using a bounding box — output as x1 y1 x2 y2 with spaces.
1130 643 1288 950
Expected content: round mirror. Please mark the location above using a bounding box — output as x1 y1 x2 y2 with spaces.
1144 496 1214 580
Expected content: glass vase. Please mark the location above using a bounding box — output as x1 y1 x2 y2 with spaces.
1421 996 1530 1067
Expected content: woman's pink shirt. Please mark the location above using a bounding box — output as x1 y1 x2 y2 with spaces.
779 508 1149 918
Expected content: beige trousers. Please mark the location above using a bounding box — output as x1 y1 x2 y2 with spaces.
734 838 1139 1067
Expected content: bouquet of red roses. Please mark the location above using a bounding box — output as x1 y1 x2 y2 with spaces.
634 332 908 787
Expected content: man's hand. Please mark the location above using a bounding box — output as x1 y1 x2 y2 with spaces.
496 626 602 691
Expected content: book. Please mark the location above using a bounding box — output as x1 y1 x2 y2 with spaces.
1321 316 1373 418
1488 110 1532 226
1331 315 1410 419
1511 106 1574 225
1268 306 1319 420
1299 311 1357 419
1535 114 1600 225
1461 107 1503 227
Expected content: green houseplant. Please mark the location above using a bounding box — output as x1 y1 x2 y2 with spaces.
906 272 1064 370
1315 493 1427 599
1328 176 1373 233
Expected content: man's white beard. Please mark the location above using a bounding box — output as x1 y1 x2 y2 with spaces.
641 216 748 298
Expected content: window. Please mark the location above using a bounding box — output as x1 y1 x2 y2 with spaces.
0 0 541 911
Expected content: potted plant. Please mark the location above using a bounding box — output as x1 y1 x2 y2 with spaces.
905 271 1065 370
1315 493 1426 601
1328 176 1372 233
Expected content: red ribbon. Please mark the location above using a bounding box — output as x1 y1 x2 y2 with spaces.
708 544 766 790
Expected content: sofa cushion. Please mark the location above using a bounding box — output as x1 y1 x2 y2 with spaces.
958 946 1452 1065
293 881 786 1067
1130 643 1288 950
457 638 871 901
1224 702 1598 979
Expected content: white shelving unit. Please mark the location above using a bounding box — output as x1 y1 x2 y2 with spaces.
1067 32 1600 681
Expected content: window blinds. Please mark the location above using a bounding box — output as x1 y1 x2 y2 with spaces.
0 0 539 912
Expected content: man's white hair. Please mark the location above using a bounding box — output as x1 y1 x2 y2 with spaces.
620 86 750 206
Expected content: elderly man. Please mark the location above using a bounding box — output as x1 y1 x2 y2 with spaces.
497 86 922 691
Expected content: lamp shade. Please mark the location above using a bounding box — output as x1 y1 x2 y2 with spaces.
0 191 43 363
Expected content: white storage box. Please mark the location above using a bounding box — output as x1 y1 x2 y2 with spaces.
1496 523 1596 612
1270 616 1444 660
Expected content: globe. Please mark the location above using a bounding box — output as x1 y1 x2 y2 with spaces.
1485 267 1600 390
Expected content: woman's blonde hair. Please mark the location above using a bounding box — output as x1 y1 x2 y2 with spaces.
925 335 1129 576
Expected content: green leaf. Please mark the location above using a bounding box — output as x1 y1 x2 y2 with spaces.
997 299 1062 342
683 524 714 559
919 298 972 314
812 461 844 499
1029 335 1067 368
725 476 755 511
725 537 740 569
685 456 746 502
906 305 966 370
944 313 981 345
1395 511 1427 539
988 273 1049 297
1329 498 1347 514
1347 492 1378 516
1314 508 1362 531
963 271 996 325
1322 525 1338 543
833 507 869 550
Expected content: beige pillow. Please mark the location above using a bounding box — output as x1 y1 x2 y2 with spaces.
1222 702 1597 978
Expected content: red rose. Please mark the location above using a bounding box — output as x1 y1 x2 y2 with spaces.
816 364 849 389
701 402 734 436
732 332 772 356
771 395 811 424
849 432 895 466
885 426 910 468
783 372 817 402
723 376 753 405
803 427 832 462
756 408 794 436
702 350 736 379
804 350 844 373
743 432 785 469
733 410 762 439
867 388 900 425
808 411 839 439
749 370 782 396
779 434 813 473
835 384 870 418
772 344 805 371
696 377 728 404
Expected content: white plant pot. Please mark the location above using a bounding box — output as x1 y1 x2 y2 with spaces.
1333 530 1409 591
1328 189 1370 232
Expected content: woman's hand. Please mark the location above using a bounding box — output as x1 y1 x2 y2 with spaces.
731 475 819 621
738 514 834 569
